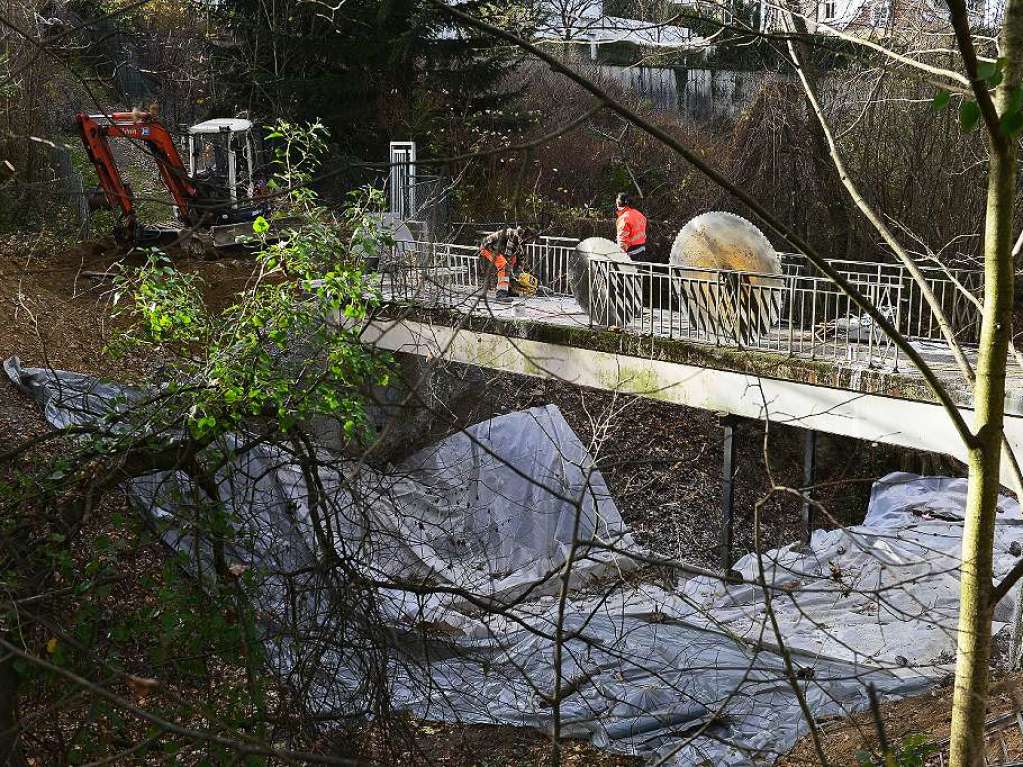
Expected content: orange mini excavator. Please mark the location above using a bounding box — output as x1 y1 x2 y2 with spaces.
76 111 270 250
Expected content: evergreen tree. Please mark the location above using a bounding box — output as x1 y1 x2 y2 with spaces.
215 0 523 161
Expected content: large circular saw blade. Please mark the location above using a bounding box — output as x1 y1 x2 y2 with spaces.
669 211 780 274
669 212 783 343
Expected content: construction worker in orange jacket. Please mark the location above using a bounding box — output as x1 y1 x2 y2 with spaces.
480 225 534 303
615 193 648 260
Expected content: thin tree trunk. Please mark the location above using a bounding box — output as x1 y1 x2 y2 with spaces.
785 20 1023 496
949 8 1022 761
785 12 854 259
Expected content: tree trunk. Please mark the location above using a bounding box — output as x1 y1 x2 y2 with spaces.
948 12 1022 761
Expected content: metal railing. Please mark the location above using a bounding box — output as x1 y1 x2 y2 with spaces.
378 238 985 371
384 239 577 305
382 241 485 307
782 254 983 346
525 237 578 295
586 259 905 368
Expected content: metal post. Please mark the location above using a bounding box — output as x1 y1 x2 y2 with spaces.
388 141 416 220
801 429 817 545
720 413 739 570
893 281 903 372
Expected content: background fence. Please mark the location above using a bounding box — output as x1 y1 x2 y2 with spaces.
0 143 90 237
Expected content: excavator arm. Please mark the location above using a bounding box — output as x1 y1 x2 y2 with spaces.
75 112 202 240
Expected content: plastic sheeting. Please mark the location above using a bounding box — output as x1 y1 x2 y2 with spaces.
9 356 1023 766
4 356 143 430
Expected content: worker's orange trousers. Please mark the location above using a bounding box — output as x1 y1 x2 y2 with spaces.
480 248 516 292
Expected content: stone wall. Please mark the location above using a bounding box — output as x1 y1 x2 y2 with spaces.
591 64 771 120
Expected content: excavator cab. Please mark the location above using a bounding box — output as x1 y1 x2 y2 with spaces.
186 118 257 212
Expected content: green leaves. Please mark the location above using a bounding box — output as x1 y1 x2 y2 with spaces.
106 122 393 455
959 100 981 133
262 118 328 204
189 413 218 439
1002 109 1023 136
977 57 1005 87
1001 85 1023 136
856 733 935 767
932 58 1023 136
110 251 208 351
931 91 951 111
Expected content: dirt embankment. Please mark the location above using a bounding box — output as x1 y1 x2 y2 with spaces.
782 675 1023 766
0 233 261 450
0 233 256 378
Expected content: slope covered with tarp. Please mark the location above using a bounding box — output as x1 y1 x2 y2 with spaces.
8 355 1023 765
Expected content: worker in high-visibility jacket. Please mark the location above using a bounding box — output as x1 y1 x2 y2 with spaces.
615 193 648 260
480 226 533 303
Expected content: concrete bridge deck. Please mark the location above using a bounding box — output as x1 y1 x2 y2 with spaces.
360 240 1023 491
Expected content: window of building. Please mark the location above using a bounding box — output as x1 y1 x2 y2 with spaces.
820 0 837 20
871 0 891 26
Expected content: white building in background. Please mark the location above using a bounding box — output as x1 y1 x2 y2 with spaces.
534 0 710 59
758 0 1002 34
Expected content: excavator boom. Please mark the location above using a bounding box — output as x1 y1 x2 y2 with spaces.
76 111 203 240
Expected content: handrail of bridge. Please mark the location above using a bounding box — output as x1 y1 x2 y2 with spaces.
781 253 983 345
586 257 905 369
380 239 984 371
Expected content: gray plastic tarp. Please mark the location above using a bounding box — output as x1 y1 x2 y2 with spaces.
10 357 1020 765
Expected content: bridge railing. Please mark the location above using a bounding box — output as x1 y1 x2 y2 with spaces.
587 258 906 369
781 254 983 345
384 239 579 302
525 237 578 296
379 239 984 370
382 240 485 305
445 240 985 345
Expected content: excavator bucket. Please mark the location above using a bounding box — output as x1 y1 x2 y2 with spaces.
209 216 304 250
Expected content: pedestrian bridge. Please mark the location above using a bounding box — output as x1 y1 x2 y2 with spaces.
360 237 1023 491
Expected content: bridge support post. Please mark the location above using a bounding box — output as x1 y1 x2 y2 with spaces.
719 413 740 570
801 429 817 545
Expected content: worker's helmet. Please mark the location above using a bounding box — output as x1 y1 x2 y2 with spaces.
616 192 634 209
